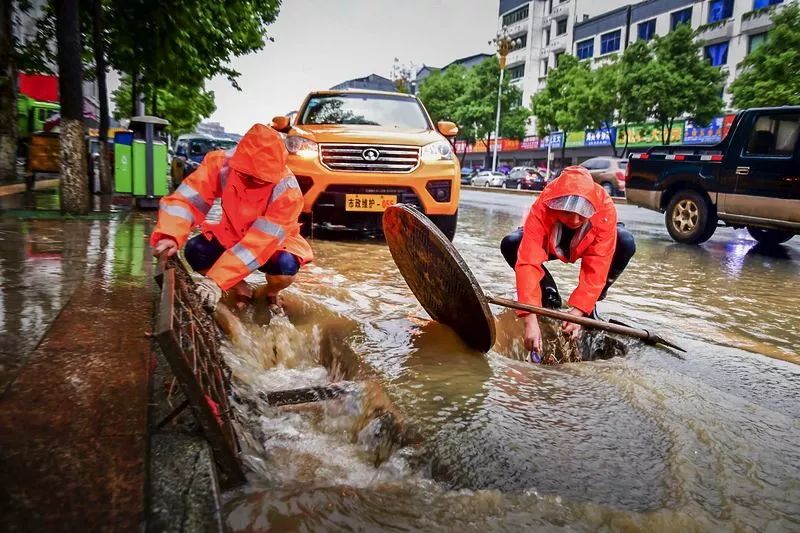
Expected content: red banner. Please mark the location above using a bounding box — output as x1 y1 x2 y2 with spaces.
18 73 59 102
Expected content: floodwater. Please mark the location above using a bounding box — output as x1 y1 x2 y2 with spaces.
220 191 800 531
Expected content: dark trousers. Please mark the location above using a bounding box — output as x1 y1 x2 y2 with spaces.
500 224 636 308
184 234 301 276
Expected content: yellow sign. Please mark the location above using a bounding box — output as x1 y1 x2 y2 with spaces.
345 194 397 212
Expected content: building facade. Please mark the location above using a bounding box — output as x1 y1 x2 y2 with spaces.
412 53 493 93
330 74 397 93
572 0 794 106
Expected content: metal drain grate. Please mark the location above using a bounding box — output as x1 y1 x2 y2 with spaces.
155 257 246 488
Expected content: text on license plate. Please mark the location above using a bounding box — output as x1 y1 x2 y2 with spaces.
345 194 397 212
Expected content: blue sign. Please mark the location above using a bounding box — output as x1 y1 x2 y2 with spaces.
584 127 617 146
542 131 564 148
684 117 724 144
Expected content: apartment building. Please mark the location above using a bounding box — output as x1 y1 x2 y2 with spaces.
497 0 630 134
572 0 794 106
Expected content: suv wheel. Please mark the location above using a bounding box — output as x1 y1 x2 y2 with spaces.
602 182 614 196
516 183 523 190
429 211 458 241
665 189 717 245
747 227 794 246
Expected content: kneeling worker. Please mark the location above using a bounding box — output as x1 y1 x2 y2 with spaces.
151 124 313 310
500 166 635 354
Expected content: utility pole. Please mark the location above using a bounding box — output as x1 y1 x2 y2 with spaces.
489 30 523 173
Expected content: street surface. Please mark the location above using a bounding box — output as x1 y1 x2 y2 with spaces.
222 189 800 530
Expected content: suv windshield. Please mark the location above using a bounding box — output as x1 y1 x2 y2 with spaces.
300 94 430 130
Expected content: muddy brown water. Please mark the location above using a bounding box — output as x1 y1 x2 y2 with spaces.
217 197 800 531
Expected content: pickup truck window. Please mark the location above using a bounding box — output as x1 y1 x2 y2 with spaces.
745 114 800 157
300 94 430 130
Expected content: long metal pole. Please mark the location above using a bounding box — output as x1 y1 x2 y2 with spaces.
491 66 504 172
486 295 685 352
546 132 552 176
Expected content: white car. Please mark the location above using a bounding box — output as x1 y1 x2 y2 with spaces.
471 171 506 187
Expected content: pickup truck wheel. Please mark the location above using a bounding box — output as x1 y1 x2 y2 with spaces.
747 227 794 246
429 211 458 241
665 190 717 245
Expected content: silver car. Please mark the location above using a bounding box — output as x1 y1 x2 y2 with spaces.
471 171 506 187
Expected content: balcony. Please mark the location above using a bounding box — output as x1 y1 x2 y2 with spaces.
740 6 776 33
506 47 527 66
504 20 529 37
551 2 570 19
548 35 567 54
695 18 734 42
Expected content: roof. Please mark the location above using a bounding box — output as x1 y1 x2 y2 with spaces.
310 89 416 98
130 115 170 126
442 53 493 70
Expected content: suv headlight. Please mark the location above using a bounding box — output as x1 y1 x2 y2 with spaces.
284 136 318 159
420 140 453 162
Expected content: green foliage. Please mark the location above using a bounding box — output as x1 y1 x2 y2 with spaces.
112 76 216 136
531 55 592 137
647 24 725 143
417 65 470 137
108 0 280 92
418 57 530 148
731 3 800 108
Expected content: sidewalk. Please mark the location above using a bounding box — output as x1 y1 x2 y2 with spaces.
0 194 154 529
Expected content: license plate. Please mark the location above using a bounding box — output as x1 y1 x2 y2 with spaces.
345 194 397 212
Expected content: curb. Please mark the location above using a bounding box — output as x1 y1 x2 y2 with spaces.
461 185 628 205
0 178 60 197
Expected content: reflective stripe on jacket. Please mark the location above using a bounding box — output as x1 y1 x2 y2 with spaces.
150 124 313 290
515 166 617 315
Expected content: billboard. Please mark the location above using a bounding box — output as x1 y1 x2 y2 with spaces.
584 127 617 146
683 117 725 144
618 121 685 147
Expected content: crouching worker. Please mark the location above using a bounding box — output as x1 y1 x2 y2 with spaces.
151 124 313 310
500 166 635 354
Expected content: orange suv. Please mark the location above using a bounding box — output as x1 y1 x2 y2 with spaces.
272 90 461 239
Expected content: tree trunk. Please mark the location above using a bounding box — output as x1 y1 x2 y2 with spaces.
0 0 17 183
55 0 89 214
622 124 630 157
131 71 139 117
91 0 112 194
666 118 674 146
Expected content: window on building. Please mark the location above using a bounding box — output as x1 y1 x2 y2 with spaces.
556 18 568 35
708 0 734 22
516 33 528 48
548 0 553 14
555 51 565 66
541 58 550 76
544 28 551 45
705 41 729 66
576 38 594 59
600 30 621 54
508 64 525 80
503 5 529 26
638 19 656 41
753 0 782 8
671 7 693 30
748 32 768 53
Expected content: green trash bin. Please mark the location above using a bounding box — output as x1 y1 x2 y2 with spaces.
128 115 171 209
113 131 133 194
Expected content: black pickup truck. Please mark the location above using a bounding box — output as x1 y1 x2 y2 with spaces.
626 106 799 245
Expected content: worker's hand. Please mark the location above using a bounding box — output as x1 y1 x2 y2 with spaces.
562 308 585 339
523 314 542 354
152 238 178 258
195 277 223 311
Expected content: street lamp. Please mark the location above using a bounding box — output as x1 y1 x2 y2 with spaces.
489 31 523 172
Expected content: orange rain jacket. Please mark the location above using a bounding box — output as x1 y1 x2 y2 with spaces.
516 166 617 315
150 124 313 291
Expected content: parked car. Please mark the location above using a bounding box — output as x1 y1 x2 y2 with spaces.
626 106 799 245
471 171 506 187
505 166 548 190
273 89 461 240
580 157 627 196
461 167 477 185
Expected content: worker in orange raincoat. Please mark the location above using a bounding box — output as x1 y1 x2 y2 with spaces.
500 166 636 355
151 123 313 310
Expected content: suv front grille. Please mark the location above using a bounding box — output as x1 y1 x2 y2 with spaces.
319 143 420 173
